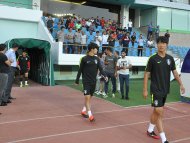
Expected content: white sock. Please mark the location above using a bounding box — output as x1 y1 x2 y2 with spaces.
148 123 155 133
25 81 28 84
88 111 92 117
20 81 23 85
160 132 167 143
82 106 86 112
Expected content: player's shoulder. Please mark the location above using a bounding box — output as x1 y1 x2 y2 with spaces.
149 53 157 59
94 55 99 60
81 55 88 61
166 54 174 59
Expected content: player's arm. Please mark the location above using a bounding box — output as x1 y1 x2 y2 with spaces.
143 57 152 99
4 56 12 66
143 71 150 99
97 58 107 81
17 56 21 70
27 56 30 70
128 64 132 69
127 59 132 69
171 58 185 94
114 57 117 77
104 56 109 65
116 59 120 70
75 57 84 85
5 60 11 66
172 70 185 94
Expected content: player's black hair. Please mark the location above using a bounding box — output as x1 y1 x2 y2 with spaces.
156 36 168 44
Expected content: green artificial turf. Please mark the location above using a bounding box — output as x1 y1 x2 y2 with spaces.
56 79 180 107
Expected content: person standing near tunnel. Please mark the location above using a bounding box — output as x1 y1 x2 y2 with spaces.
5 43 19 100
0 44 12 106
17 50 30 87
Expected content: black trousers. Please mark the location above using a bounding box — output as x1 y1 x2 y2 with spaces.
0 73 8 103
5 67 16 100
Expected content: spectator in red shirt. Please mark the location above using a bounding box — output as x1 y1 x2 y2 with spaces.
100 17 105 28
81 18 86 27
69 19 75 29
122 32 130 55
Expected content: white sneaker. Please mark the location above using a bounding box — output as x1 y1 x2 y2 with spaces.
94 91 99 94
99 91 103 95
112 93 115 98
20 84 23 87
102 92 108 98
25 83 29 86
97 91 102 95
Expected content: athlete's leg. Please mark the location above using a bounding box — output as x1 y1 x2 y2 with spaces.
85 95 91 114
154 107 164 133
20 73 24 87
154 107 167 143
24 72 29 86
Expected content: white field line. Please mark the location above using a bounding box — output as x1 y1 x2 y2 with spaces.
6 114 190 143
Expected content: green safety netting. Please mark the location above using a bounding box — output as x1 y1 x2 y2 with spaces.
6 38 55 86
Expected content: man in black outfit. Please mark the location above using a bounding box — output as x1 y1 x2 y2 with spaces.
143 36 185 143
17 50 30 87
75 43 107 122
0 44 12 106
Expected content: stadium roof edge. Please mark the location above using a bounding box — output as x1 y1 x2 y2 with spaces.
86 0 190 10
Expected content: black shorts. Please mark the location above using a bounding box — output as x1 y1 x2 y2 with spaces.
20 69 29 75
83 83 96 96
151 93 167 107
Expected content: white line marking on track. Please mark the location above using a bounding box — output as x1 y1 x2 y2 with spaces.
0 106 149 125
171 137 190 143
6 114 190 143
0 102 182 125
94 95 123 108
165 105 187 114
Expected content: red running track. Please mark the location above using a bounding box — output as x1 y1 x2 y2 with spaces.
0 85 190 143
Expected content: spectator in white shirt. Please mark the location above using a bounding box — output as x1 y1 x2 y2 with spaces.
74 29 82 54
116 50 132 100
95 31 102 47
81 31 87 54
138 34 144 56
66 28 75 54
5 43 19 100
57 26 65 42
147 36 155 55
57 27 67 53
86 19 92 31
128 19 133 34
102 31 109 53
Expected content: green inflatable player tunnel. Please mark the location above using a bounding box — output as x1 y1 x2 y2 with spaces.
5 38 55 86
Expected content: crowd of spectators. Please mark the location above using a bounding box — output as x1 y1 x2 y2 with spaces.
43 14 170 57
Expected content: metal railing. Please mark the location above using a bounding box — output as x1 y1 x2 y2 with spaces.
60 43 157 57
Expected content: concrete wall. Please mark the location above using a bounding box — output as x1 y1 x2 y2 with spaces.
0 20 38 43
0 5 42 43
159 32 190 47
157 7 190 31
139 26 190 47
140 8 157 27
135 0 190 11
